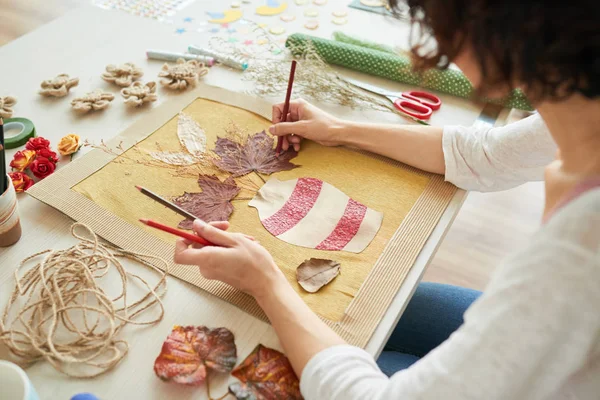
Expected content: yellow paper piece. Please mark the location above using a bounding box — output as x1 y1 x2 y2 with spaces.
256 1 288 16
73 98 430 321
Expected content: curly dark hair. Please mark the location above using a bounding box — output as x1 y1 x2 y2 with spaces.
389 0 600 101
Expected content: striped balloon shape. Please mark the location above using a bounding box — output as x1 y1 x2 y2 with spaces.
249 177 383 253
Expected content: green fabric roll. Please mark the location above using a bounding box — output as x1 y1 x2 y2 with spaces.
286 33 533 111
332 31 397 55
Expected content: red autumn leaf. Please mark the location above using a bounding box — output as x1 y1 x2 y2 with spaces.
154 325 237 386
213 130 299 177
173 174 241 230
229 344 303 400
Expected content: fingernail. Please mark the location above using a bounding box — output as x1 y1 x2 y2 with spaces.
194 219 206 227
269 126 275 134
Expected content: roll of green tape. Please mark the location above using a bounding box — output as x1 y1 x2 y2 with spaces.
4 118 36 149
286 34 534 111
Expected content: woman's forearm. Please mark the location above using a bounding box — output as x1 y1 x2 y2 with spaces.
255 277 346 378
334 121 446 175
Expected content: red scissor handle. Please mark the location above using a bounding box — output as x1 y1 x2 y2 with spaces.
403 91 442 110
393 98 433 120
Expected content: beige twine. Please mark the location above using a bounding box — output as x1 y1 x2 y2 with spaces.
0 95 17 119
0 223 168 378
121 81 158 107
39 74 79 97
102 63 144 87
158 58 208 90
71 90 114 113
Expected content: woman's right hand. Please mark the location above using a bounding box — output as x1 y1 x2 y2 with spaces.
269 99 345 151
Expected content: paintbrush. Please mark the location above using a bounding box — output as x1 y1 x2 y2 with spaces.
275 60 298 156
135 185 199 221
139 219 214 246
0 118 6 193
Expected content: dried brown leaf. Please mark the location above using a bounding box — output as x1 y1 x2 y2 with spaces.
212 130 299 177
296 258 341 293
173 174 241 229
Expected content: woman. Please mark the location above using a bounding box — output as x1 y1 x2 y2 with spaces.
175 0 600 398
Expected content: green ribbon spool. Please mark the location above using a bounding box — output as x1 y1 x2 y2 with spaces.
285 33 534 111
3 118 36 149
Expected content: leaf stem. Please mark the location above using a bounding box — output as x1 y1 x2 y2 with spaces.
254 171 266 184
206 374 232 400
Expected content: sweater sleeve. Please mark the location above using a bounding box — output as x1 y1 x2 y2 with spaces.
442 113 557 192
300 191 600 400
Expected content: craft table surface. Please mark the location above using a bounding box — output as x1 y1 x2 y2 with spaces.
0 2 480 399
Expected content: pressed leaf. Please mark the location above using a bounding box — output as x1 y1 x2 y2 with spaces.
154 325 237 386
173 175 241 230
178 112 207 158
229 344 302 400
296 258 341 293
149 151 198 166
212 131 299 177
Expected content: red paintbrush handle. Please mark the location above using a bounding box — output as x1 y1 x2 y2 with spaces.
275 60 298 155
140 219 214 246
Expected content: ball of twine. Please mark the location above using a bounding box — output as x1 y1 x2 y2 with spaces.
0 223 168 378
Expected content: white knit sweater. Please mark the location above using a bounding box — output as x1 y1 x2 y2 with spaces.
301 114 600 400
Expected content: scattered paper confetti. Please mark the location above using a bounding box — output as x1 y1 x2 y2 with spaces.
257 38 269 45
296 259 341 293
228 37 239 43
313 0 327 4
212 131 298 177
221 23 230 28
332 9 348 17
174 175 241 229
294 0 307 4
256 0 288 16
177 112 206 159
243 39 254 45
183 17 193 22
228 345 301 400
272 48 283 55
207 9 243 24
175 28 186 34
280 14 296 22
304 20 319 29
154 326 237 386
228 27 237 33
238 27 251 34
249 177 383 253
269 26 286 35
231 1 241 7
258 23 268 28
92 0 195 20
210 27 220 33
304 8 319 17
332 16 348 25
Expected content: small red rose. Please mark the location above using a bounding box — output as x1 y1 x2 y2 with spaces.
30 157 56 179
25 137 51 151
36 148 59 164
8 172 34 193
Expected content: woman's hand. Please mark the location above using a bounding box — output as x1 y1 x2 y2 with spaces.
270 99 345 151
174 220 287 299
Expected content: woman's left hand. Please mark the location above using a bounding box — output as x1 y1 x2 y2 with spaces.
173 220 286 299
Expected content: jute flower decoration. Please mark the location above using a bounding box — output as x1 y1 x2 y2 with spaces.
71 90 114 113
121 81 158 107
102 62 144 87
39 74 79 97
158 58 208 90
0 95 17 118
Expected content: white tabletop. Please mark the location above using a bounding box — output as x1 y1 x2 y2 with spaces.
0 2 480 399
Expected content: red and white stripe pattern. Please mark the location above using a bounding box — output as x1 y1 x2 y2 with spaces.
249 178 383 253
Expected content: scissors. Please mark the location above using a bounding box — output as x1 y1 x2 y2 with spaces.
345 79 442 120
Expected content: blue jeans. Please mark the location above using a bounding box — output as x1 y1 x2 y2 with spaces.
377 282 482 376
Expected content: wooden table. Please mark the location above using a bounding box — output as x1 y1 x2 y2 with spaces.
0 2 482 398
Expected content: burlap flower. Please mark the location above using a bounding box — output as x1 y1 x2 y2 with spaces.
121 81 158 107
39 74 79 97
0 96 17 119
158 59 208 90
71 90 114 113
102 63 144 87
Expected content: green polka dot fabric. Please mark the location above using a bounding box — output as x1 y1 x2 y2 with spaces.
286 34 534 111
